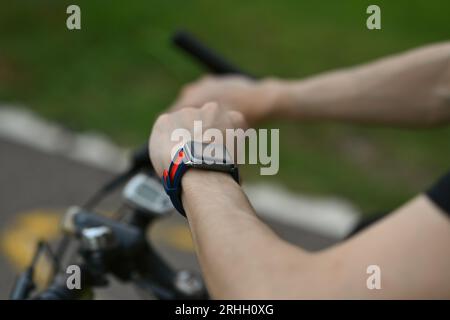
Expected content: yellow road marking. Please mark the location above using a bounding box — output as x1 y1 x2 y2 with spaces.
0 209 62 288
1 208 196 289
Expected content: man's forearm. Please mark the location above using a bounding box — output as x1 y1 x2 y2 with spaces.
179 169 450 299
181 169 316 298
273 42 450 127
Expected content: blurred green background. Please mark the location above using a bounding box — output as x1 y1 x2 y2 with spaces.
0 0 449 213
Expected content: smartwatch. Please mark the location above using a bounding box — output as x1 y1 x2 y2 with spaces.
162 141 240 216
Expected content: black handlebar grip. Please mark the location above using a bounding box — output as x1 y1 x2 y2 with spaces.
132 143 152 171
172 30 252 78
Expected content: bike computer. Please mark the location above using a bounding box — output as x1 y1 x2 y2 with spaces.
123 173 173 215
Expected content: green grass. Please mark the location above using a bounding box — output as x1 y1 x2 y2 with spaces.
0 0 449 213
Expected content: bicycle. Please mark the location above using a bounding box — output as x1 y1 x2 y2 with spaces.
9 30 248 300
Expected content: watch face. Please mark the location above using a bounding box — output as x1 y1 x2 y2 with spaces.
185 141 233 165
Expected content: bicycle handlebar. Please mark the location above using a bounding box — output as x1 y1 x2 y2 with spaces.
172 30 251 77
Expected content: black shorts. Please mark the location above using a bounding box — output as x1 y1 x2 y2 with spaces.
427 171 450 215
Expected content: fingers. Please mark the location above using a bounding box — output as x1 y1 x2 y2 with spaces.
170 75 226 111
200 102 248 130
169 102 248 131
228 110 248 129
170 77 210 110
201 101 220 113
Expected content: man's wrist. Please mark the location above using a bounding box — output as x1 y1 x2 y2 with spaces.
181 169 237 195
261 77 306 120
258 78 289 118
180 169 241 217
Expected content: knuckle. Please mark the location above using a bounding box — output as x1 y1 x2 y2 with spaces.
178 107 196 115
200 75 214 83
202 101 220 111
180 84 194 97
229 110 247 127
156 113 169 124
234 111 245 121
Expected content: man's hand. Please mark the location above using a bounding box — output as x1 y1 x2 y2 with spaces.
174 43 450 128
171 75 283 126
148 101 247 177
